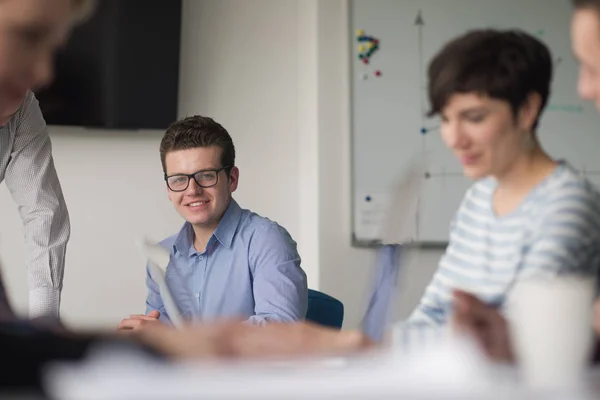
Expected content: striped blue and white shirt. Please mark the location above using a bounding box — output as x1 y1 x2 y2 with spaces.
394 161 600 345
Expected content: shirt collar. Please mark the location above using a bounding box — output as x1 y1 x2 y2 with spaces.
172 222 195 256
213 198 242 248
172 198 242 255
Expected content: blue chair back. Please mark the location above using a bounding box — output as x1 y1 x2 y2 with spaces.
305 289 344 329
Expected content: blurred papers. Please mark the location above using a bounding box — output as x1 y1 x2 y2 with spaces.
42 334 546 400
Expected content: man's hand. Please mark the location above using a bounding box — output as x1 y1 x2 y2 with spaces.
136 321 374 360
451 290 513 362
117 310 161 332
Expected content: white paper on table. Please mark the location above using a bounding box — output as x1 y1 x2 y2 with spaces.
42 334 546 400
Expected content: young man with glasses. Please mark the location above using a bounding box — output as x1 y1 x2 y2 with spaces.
117 115 308 331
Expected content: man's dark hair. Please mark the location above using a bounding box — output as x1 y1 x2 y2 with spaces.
427 29 552 131
573 0 600 11
160 115 235 175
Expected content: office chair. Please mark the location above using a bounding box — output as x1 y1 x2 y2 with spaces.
305 289 344 329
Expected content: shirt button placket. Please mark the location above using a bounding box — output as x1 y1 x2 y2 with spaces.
196 254 206 315
194 254 202 316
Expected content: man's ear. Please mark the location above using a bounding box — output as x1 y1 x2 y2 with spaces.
166 184 173 202
228 166 239 193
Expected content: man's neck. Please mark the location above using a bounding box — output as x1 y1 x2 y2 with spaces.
190 198 233 252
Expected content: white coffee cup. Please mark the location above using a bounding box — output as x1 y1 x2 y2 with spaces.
506 274 596 392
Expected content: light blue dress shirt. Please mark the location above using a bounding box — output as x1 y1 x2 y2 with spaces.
145 199 308 325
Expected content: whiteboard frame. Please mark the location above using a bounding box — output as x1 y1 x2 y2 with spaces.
351 233 449 249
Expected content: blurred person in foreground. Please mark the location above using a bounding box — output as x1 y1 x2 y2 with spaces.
0 0 159 395
0 0 90 320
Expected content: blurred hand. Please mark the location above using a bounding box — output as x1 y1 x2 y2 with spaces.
137 320 374 360
117 310 161 332
594 297 600 337
451 290 513 362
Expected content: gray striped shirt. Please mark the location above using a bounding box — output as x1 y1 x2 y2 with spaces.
0 91 70 319
393 161 600 347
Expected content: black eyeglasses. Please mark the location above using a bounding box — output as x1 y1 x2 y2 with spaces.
165 166 231 192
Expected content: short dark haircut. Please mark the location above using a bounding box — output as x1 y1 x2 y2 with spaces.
427 29 552 131
572 0 600 11
160 115 235 175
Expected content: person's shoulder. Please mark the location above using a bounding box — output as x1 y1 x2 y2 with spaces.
238 207 301 267
534 163 600 233
542 163 600 210
238 206 297 244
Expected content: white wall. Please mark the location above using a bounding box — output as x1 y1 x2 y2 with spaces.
0 0 441 330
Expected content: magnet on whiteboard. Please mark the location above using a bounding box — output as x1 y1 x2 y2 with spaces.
362 58 369 65
356 29 364 37
366 46 378 59
361 73 368 81
358 44 366 52
374 70 382 77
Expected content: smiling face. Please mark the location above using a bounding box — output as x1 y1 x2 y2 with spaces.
0 0 77 123
572 7 600 111
165 146 239 232
440 92 540 180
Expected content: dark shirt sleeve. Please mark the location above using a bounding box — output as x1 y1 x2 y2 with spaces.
0 321 162 396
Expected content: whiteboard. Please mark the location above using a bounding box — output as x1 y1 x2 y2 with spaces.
350 0 600 246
